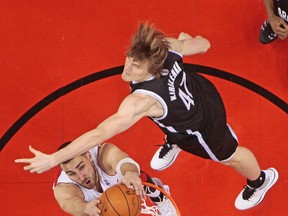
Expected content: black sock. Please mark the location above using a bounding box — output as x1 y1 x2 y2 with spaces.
247 171 265 188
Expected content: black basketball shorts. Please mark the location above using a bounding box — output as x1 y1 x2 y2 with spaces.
166 124 238 162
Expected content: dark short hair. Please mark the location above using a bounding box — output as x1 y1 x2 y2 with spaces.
58 141 86 165
58 141 72 151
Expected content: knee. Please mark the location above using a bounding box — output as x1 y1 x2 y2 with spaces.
222 146 255 166
221 146 244 166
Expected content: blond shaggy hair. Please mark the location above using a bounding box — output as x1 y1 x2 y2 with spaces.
127 22 170 78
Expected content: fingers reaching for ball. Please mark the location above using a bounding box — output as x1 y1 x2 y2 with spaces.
98 184 141 216
119 172 146 200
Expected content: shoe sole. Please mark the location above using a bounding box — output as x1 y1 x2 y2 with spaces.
155 150 181 171
254 167 279 207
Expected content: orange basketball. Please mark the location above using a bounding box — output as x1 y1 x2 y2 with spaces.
98 184 141 216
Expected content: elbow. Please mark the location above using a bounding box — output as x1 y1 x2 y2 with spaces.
194 35 211 53
207 39 211 49
202 39 211 53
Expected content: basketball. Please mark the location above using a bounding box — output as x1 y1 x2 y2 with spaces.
98 184 141 216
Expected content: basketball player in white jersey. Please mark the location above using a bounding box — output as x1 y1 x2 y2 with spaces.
54 142 176 216
17 22 278 211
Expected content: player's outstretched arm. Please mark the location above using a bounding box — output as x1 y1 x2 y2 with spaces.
15 93 152 174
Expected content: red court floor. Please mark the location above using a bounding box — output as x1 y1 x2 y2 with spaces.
0 1 287 215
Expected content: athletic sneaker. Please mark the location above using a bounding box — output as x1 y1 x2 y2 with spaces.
259 20 278 44
152 178 177 216
235 168 279 210
150 141 181 171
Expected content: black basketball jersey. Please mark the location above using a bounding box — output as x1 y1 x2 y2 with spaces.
130 51 227 137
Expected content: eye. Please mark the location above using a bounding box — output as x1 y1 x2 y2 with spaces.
68 172 76 177
132 63 140 68
79 165 85 171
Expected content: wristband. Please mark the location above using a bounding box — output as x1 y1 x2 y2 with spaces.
115 158 140 176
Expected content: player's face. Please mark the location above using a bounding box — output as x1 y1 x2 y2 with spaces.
122 57 152 82
60 153 97 189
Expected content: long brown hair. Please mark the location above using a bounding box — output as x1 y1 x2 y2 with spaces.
127 22 170 78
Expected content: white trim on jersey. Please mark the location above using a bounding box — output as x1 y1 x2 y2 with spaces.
166 126 177 133
185 124 238 162
132 89 168 121
132 89 182 133
169 49 182 58
131 75 156 84
227 124 238 142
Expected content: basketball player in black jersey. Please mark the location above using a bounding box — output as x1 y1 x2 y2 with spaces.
259 0 288 44
16 22 278 211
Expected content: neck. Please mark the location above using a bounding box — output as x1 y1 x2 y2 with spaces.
92 163 103 193
132 75 155 84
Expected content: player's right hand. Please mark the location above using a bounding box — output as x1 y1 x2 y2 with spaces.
85 199 101 216
15 145 56 174
269 15 288 39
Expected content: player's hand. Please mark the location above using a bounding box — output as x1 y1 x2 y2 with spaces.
120 171 146 200
269 15 288 39
84 199 101 216
15 145 56 174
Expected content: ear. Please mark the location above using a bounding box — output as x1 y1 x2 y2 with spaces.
85 151 92 160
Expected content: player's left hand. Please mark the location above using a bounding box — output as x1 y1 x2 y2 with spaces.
15 145 56 174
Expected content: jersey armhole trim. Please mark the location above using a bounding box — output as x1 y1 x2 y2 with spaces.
132 89 168 121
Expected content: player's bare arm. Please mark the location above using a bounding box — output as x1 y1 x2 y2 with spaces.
99 143 145 198
54 183 101 216
264 0 277 19
15 93 159 173
165 33 210 56
131 93 164 118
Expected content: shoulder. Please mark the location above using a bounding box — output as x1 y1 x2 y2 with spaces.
165 50 183 62
168 49 182 57
120 94 146 106
120 93 158 112
98 143 124 161
99 143 128 159
98 143 119 156
97 143 129 174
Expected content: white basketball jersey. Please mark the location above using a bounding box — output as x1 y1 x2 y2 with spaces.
54 146 124 202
